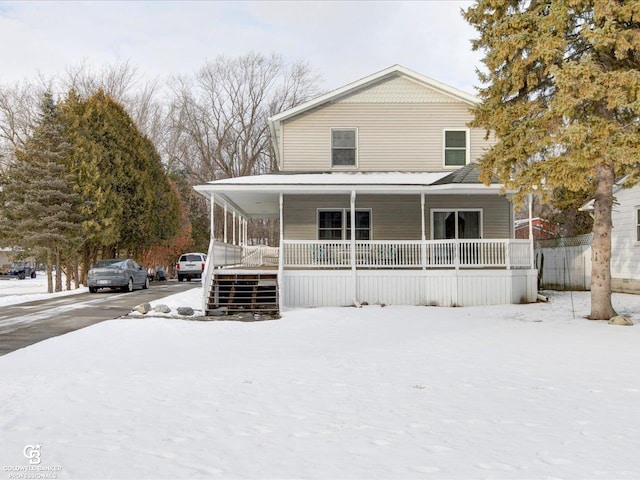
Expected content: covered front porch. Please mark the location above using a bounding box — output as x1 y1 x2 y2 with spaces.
194 170 538 312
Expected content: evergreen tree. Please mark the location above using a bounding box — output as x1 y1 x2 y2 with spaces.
60 89 180 281
0 91 82 293
464 0 640 320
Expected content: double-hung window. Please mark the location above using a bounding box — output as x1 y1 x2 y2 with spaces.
331 129 357 167
318 209 371 240
443 129 469 167
431 209 482 239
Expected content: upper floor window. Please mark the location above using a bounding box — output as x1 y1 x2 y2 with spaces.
332 129 357 167
444 130 469 167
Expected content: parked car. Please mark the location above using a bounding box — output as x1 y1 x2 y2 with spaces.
87 258 149 293
7 260 37 279
154 267 167 281
175 252 207 282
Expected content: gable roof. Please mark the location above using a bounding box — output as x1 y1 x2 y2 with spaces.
270 64 478 125
268 65 479 169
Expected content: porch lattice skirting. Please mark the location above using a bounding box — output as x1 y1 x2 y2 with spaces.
281 269 537 308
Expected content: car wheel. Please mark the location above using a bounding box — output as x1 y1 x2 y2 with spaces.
143 277 150 289
187 277 191 282
122 278 133 293
31 271 36 278
89 287 97 293
178 275 184 282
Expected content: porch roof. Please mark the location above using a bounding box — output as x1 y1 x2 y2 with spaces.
193 169 507 218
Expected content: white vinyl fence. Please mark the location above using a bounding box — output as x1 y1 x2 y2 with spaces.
535 234 592 291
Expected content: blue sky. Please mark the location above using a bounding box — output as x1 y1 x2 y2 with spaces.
0 0 482 94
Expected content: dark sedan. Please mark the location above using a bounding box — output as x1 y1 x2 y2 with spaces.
87 259 150 293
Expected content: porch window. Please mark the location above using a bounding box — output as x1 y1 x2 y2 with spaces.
318 211 343 240
318 209 371 240
432 209 482 239
346 210 371 240
443 130 469 167
331 129 357 167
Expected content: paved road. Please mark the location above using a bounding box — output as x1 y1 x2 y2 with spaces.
0 281 199 356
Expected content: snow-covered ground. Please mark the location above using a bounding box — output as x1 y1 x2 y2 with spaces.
1 277 640 479
0 273 87 307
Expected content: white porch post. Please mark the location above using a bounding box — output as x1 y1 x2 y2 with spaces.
421 193 426 270
278 193 284 312
210 194 215 240
204 193 216 315
528 193 535 269
350 190 357 303
232 211 236 245
223 203 228 244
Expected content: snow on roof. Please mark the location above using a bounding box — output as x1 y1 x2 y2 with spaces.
205 171 452 186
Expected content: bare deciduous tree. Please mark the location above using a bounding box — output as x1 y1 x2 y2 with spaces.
0 80 51 175
168 52 321 184
62 61 168 148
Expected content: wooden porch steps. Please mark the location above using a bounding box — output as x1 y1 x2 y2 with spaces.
207 273 279 315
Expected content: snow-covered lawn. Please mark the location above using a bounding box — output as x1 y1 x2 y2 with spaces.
0 273 86 307
1 287 639 479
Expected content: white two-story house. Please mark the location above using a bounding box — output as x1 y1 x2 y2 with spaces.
194 65 537 315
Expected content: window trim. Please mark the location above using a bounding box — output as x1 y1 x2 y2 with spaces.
317 208 372 240
330 127 358 169
442 128 470 168
430 208 483 240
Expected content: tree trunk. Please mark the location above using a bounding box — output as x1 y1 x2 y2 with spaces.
55 248 62 292
590 163 617 320
46 252 53 294
73 256 80 289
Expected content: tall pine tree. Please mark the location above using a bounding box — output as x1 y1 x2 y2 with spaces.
60 89 180 281
464 0 640 320
0 91 82 293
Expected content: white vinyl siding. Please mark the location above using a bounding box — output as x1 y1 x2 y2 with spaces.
610 186 640 280
281 103 495 172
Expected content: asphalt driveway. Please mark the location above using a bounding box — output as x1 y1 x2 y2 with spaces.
0 281 198 356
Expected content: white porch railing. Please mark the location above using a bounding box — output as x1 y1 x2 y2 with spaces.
283 239 532 269
203 239 531 274
242 245 280 267
202 239 245 312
